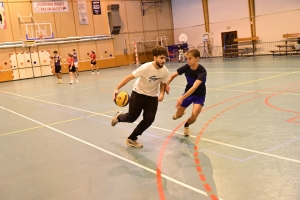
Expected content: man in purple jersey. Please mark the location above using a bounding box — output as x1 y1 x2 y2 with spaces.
53 50 62 84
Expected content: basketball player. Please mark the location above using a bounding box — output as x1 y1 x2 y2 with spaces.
111 45 169 148
72 49 79 76
67 53 78 84
53 50 62 84
178 44 185 62
165 49 207 137
90 51 98 74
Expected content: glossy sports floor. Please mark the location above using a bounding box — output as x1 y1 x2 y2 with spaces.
0 56 299 200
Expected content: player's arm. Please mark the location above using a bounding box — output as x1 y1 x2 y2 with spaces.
158 83 166 102
165 72 178 94
112 74 135 100
176 80 202 108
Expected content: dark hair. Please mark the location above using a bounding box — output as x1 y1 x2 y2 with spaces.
68 53 73 57
53 50 58 54
91 51 95 54
152 45 168 57
186 49 200 58
73 49 76 51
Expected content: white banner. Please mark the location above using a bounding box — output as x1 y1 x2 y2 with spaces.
0 2 7 29
33 1 69 13
77 1 89 24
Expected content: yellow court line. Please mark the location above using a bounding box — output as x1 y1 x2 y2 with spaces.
216 71 300 90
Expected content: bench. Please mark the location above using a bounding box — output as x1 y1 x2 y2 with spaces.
270 33 300 56
222 37 258 58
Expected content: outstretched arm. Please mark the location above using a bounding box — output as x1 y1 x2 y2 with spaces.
165 72 179 94
112 74 135 100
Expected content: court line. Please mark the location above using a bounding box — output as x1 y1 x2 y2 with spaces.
0 68 131 93
0 105 210 198
216 71 299 89
2 89 300 163
156 83 300 199
33 83 118 98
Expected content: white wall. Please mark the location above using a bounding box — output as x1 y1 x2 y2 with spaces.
171 0 300 49
208 0 249 23
255 0 300 42
256 0 300 15
172 0 204 29
256 9 300 42
172 0 205 46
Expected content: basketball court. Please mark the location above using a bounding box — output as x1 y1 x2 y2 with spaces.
1 56 300 200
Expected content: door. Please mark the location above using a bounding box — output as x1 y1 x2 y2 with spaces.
221 31 238 57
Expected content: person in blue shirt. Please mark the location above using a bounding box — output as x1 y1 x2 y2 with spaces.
166 49 207 137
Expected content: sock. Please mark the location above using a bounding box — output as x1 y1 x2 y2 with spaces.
184 122 189 127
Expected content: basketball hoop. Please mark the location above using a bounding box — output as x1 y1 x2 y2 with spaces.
38 35 45 42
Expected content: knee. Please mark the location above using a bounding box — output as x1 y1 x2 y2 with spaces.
144 118 155 126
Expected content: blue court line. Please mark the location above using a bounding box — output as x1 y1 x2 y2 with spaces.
242 134 300 162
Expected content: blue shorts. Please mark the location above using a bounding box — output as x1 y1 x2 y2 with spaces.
181 95 205 108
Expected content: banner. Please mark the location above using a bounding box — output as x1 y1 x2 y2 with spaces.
77 1 88 24
92 1 101 15
32 2 69 13
0 2 6 29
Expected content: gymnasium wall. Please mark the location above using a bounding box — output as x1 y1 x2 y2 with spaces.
0 0 173 82
172 0 300 48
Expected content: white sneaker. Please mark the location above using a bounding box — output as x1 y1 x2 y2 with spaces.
111 111 122 126
69 81 73 84
76 79 79 83
92 72 95 75
125 139 143 148
97 71 99 74
184 127 190 137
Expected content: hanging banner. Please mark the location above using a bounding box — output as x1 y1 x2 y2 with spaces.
77 1 89 24
92 1 101 15
0 2 7 29
32 2 69 13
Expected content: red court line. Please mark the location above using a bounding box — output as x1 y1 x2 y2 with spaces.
264 87 300 114
191 84 300 199
156 82 300 199
287 116 300 124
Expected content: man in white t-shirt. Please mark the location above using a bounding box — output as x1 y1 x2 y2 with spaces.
111 45 169 148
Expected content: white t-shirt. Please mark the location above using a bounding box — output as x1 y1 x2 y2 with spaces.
132 62 169 97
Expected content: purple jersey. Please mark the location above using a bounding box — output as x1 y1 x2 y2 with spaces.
54 55 61 66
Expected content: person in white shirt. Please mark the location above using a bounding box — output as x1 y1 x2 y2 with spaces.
111 45 169 148
72 49 79 76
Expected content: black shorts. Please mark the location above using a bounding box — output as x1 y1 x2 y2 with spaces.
55 65 61 73
91 61 97 65
69 65 76 72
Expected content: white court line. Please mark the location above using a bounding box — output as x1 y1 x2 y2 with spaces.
2 90 300 164
33 83 118 98
0 105 211 198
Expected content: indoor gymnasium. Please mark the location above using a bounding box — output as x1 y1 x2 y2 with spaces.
0 0 299 200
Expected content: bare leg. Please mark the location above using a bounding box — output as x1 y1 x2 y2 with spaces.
186 104 203 125
69 72 73 83
174 106 186 119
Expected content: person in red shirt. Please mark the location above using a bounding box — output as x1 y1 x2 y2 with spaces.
90 51 98 74
67 53 78 84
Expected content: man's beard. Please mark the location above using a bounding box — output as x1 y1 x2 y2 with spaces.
156 61 164 68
